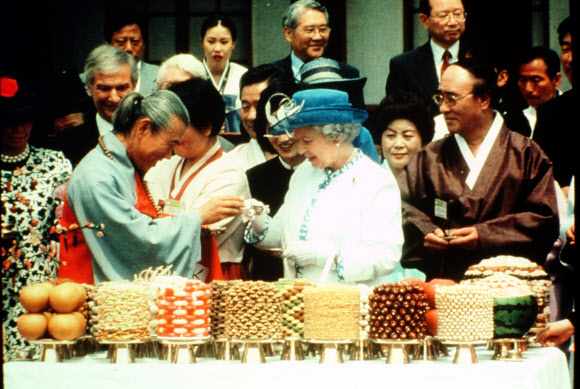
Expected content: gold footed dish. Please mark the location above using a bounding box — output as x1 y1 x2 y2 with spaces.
28 339 77 362
231 339 274 364
281 337 305 361
215 339 241 361
490 338 528 361
441 340 489 364
371 338 423 364
98 339 148 364
157 336 211 364
421 336 449 361
349 339 373 361
307 339 354 364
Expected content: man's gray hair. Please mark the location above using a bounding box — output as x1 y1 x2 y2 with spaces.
157 54 206 88
84 44 139 86
314 123 360 143
282 0 329 29
113 90 190 134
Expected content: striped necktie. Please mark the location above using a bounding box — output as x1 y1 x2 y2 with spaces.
441 50 451 77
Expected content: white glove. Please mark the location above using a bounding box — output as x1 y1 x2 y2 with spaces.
241 199 270 222
283 242 335 268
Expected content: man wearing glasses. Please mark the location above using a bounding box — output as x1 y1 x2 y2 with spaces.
105 12 159 95
386 0 468 115
270 0 361 86
397 58 559 282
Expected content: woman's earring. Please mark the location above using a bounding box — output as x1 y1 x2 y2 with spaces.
336 142 340 147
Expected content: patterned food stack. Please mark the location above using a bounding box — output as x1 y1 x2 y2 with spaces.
156 280 211 338
368 282 429 340
435 284 494 341
472 273 537 339
210 280 242 339
132 266 181 336
277 279 316 338
224 281 282 339
463 255 550 338
93 281 150 341
303 285 360 340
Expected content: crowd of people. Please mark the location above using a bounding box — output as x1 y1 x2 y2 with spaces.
1 0 575 362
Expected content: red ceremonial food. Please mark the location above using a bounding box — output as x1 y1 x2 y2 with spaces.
425 309 438 336
400 278 426 289
424 279 456 308
156 280 211 338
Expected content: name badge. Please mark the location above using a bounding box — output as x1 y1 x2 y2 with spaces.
434 198 448 220
160 199 186 216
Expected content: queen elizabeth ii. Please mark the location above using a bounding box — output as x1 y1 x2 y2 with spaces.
245 89 403 286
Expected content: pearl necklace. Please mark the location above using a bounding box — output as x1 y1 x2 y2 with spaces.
98 136 161 217
1 144 30 164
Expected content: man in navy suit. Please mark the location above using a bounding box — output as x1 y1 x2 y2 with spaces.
533 17 575 193
386 0 467 115
105 12 159 95
270 0 362 101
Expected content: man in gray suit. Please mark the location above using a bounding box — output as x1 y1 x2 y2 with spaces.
385 0 467 115
105 12 159 94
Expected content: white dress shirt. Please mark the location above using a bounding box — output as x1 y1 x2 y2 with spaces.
431 40 460 82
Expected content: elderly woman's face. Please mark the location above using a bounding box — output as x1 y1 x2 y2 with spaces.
173 124 212 162
381 119 423 174
294 126 340 170
131 116 187 173
2 120 32 153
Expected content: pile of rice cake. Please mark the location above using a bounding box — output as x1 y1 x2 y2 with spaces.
303 285 360 340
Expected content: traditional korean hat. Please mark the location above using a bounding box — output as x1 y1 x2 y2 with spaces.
267 88 368 136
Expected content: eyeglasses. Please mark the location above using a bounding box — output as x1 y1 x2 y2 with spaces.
430 10 467 22
297 26 331 37
433 92 473 106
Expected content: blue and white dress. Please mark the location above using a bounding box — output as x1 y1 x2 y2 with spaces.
246 151 404 286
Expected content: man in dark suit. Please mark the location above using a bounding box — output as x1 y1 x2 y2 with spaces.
104 12 159 94
503 47 562 139
533 17 575 193
269 0 361 98
386 0 467 114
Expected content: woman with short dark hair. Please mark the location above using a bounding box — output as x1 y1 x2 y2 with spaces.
371 91 435 176
146 78 250 281
58 89 244 284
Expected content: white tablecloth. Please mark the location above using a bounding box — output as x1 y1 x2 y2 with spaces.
3 346 570 389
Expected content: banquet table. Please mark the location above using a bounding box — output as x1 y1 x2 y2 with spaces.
3 345 570 389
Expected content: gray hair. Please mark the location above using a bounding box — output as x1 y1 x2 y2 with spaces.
282 0 329 29
314 123 360 143
113 90 190 134
84 44 139 86
157 54 206 88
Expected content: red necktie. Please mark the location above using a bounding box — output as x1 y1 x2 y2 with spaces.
441 50 451 77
